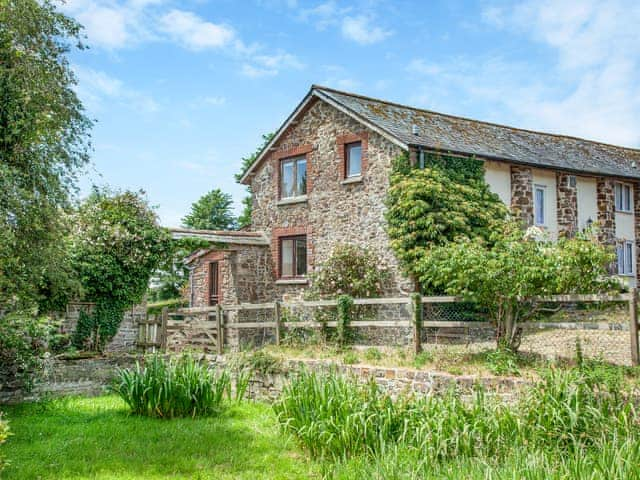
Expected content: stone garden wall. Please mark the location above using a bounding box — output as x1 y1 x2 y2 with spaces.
0 355 525 404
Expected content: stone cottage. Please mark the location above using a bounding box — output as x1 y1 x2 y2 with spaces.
177 85 640 308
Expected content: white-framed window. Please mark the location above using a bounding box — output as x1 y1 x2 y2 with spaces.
534 185 546 226
617 240 634 275
614 182 632 212
345 142 362 178
280 156 307 199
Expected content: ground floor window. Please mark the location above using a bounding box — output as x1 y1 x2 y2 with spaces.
617 240 634 275
280 236 307 278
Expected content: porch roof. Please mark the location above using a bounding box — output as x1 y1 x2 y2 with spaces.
169 228 269 246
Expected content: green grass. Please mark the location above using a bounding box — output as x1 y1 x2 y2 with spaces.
1 396 319 480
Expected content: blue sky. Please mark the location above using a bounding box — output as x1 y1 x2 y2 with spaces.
60 0 640 227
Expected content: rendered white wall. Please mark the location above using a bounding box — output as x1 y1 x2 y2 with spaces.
484 160 511 206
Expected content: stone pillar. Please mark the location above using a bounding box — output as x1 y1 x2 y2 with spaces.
596 177 616 245
556 173 578 237
510 166 534 227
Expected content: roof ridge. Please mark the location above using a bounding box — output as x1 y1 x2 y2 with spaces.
311 84 640 154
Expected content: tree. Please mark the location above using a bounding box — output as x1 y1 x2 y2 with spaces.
71 188 171 350
420 222 617 350
235 132 274 229
385 152 508 286
182 188 236 231
0 0 91 311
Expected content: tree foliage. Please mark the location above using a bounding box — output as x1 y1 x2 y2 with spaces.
420 222 617 350
71 188 171 349
0 0 91 311
182 188 236 231
385 152 507 286
235 132 274 230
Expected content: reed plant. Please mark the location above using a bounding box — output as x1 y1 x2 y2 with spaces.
113 354 248 418
274 365 639 471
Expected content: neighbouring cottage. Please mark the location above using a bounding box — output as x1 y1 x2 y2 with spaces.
176 85 640 308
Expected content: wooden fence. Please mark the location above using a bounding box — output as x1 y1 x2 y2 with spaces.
137 291 640 366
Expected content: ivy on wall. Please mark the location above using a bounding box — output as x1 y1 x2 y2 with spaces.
385 150 508 289
70 188 171 350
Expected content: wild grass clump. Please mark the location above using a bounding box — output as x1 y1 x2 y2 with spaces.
113 354 248 419
274 364 640 472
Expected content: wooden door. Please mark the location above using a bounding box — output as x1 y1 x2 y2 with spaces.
209 261 220 305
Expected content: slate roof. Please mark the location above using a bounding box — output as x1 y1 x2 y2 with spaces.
314 86 640 180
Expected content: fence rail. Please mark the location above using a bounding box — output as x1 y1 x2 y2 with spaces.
137 291 640 366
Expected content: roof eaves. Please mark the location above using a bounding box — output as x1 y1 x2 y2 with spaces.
238 86 410 184
409 143 640 181
238 89 316 185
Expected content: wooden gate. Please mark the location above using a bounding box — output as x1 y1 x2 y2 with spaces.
137 306 223 354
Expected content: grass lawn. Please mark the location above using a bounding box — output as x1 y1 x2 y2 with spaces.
1 396 320 480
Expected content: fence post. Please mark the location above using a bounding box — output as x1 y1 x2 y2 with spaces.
216 304 223 355
629 288 639 366
160 307 168 351
274 300 281 346
411 293 422 355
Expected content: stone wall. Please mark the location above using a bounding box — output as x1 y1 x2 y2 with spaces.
0 355 137 404
510 165 534 226
597 177 616 245
61 301 145 353
1 355 525 404
556 173 578 236
250 98 411 298
188 245 273 308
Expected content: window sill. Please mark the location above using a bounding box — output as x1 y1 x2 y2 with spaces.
615 209 633 215
277 195 308 206
341 175 363 185
276 278 308 285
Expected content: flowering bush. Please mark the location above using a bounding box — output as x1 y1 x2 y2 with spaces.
70 188 171 349
307 244 389 299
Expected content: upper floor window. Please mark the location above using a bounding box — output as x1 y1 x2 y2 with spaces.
280 156 307 199
615 182 632 212
280 235 307 278
534 185 546 226
617 240 634 275
345 142 362 178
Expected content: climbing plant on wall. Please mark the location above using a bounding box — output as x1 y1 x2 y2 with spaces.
385 151 508 289
71 187 171 350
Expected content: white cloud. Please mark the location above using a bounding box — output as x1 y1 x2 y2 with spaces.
202 96 227 106
299 1 350 30
61 0 159 50
406 59 443 76
241 51 304 77
158 9 235 50
341 15 392 45
74 65 159 113
408 0 640 147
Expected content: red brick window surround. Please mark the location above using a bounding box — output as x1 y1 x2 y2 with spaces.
272 226 311 279
272 144 313 199
337 132 368 180
279 235 307 278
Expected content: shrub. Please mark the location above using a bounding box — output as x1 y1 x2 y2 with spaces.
413 351 433 368
113 355 244 418
0 415 9 472
364 348 383 362
307 244 389 299
342 351 359 365
485 348 520 376
0 312 49 391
